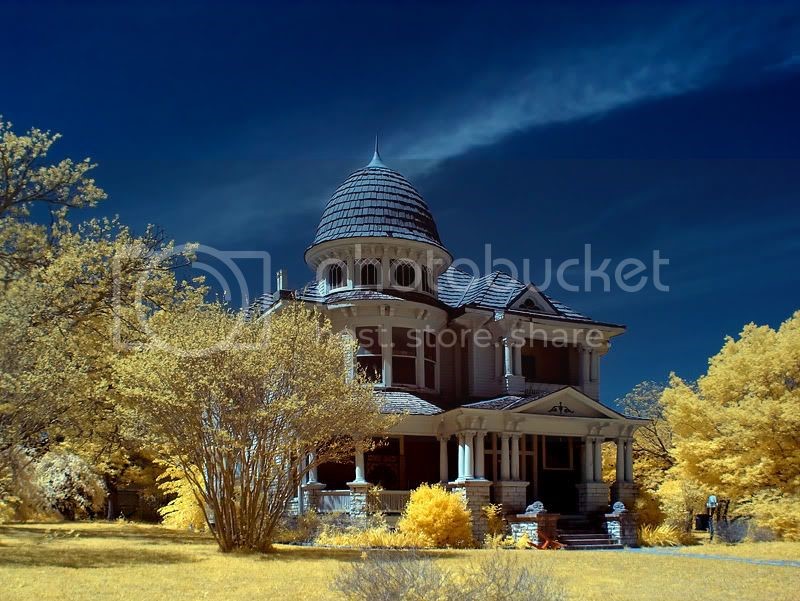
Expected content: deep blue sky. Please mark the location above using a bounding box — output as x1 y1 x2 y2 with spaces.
4 1 800 403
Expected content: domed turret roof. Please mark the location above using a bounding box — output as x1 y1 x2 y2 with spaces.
310 147 445 250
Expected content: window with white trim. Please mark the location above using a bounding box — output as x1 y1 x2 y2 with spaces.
355 326 382 382
392 327 416 386
327 263 345 290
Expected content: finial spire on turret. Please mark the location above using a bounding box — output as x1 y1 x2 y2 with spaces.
367 132 387 168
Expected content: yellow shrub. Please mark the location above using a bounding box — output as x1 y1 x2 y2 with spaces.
638 524 691 547
396 484 473 548
315 525 432 548
156 466 207 531
482 503 506 536
737 491 800 541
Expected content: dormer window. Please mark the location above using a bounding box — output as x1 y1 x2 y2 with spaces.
327 263 345 290
358 259 380 287
393 261 416 288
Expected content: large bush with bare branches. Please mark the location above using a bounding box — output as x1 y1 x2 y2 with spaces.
115 301 387 552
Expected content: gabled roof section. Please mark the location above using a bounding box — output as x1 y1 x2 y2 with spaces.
437 267 622 327
463 386 628 420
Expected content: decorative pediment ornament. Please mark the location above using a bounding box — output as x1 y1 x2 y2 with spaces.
548 401 575 416
612 501 627 514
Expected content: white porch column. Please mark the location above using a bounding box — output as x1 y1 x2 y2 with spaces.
307 451 318 484
624 438 634 483
354 446 366 483
615 438 625 483
593 437 603 483
511 434 521 481
457 433 465 480
464 431 475 479
583 436 594 482
503 337 514 376
474 432 486 479
500 433 511 480
379 325 392 387
438 434 449 483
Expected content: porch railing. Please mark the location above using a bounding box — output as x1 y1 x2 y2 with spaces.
379 490 411 514
318 490 351 513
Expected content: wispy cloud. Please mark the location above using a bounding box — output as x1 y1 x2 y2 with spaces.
395 6 800 171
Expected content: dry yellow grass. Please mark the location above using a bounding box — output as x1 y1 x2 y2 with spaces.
1 522 798 601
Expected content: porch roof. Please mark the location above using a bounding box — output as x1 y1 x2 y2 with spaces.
378 390 444 416
462 387 567 411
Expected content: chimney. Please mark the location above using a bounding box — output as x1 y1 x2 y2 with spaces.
276 269 287 291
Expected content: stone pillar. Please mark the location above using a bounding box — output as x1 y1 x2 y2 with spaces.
474 432 485 479
451 479 492 542
511 434 521 481
302 482 325 512
500 433 511 481
593 437 602 483
463 431 475 480
457 433 465 480
605 501 638 547
495 481 530 513
438 434 449 483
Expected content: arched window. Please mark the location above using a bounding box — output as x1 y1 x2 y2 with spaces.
359 261 380 287
393 261 416 288
327 263 344 290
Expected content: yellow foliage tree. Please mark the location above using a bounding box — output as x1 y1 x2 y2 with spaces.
115 301 388 552
662 310 800 539
157 465 207 531
0 117 193 516
396 484 473 548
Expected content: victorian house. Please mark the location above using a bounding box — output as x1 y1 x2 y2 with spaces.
256 146 642 531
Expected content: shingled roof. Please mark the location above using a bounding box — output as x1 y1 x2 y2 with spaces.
309 149 445 250
378 390 443 415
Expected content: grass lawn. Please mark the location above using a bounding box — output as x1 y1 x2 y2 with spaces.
1 522 799 601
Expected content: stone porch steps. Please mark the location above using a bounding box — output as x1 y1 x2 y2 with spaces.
558 531 622 551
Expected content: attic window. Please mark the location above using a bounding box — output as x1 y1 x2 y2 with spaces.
520 298 538 310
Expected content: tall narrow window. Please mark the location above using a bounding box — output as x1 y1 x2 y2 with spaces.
356 327 382 382
392 327 417 386
424 331 437 389
359 260 380 287
327 263 344 290
421 265 433 293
